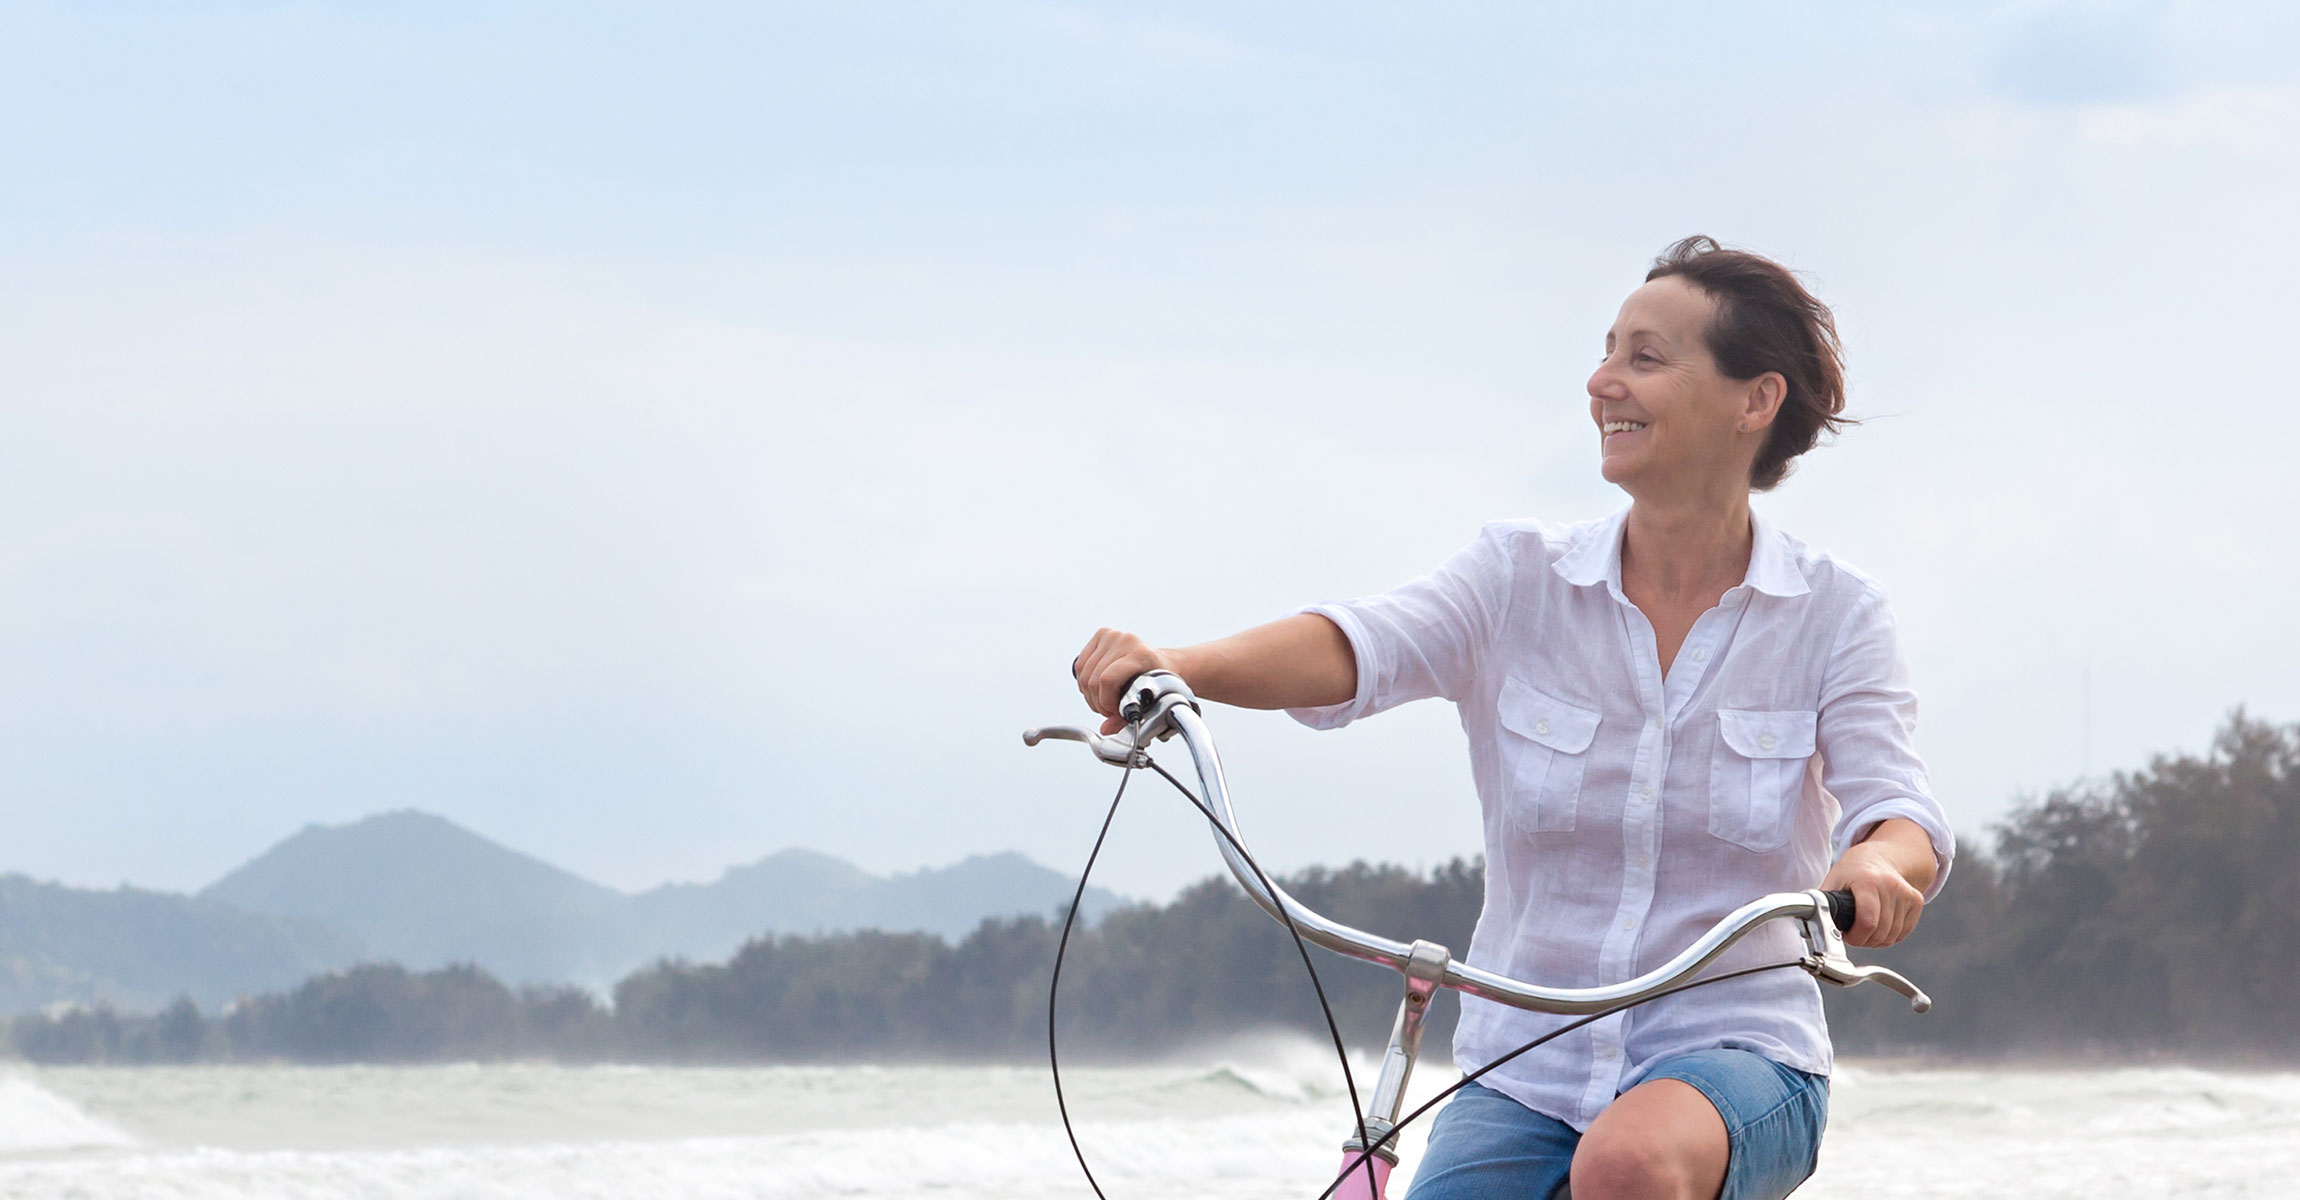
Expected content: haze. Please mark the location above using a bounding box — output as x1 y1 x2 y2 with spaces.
4 1 2296 902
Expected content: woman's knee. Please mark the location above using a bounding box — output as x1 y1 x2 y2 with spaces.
1568 1129 1713 1200
1567 1078 1730 1200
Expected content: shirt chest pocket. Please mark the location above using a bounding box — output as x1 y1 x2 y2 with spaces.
1709 708 1818 851
1497 678 1601 834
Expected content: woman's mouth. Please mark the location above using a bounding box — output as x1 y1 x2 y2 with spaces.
1601 420 1648 438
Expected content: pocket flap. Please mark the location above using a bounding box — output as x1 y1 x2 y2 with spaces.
1499 677 1601 753
1717 708 1818 759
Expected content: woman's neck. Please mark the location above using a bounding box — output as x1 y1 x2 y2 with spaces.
1621 493 1754 603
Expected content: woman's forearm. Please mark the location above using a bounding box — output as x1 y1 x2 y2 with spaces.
1073 614 1357 733
1164 613 1357 711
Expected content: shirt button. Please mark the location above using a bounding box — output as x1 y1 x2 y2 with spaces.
1640 785 1653 799
1535 719 1551 736
1691 647 1708 662
1649 716 1661 730
1636 855 1651 868
1618 917 1634 931
1759 733 1777 751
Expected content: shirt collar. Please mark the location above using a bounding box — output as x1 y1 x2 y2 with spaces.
1550 506 1811 598
1743 508 1811 598
1551 508 1628 589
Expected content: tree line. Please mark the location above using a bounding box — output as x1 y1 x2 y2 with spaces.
1824 710 2300 1059
13 712 2296 1065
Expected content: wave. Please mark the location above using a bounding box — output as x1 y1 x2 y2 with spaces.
1813 1065 2300 1199
0 1111 1344 1200
1190 1063 1335 1102
16 1062 2295 1198
0 1074 135 1157
1149 1030 1389 1104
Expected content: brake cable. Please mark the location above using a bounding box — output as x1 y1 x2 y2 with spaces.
1046 755 1137 1200
1049 724 1380 1200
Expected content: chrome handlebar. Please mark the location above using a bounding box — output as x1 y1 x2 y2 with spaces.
1024 670 1930 1016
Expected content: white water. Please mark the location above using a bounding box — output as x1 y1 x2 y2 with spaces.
4 1050 2296 1198
0 1074 134 1157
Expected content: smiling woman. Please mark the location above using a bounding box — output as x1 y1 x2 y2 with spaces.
1598 235 1853 495
1069 235 1954 1200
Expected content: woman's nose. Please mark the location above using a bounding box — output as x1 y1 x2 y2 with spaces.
1587 358 1623 399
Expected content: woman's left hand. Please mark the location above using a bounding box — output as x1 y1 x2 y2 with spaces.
1817 818 1934 948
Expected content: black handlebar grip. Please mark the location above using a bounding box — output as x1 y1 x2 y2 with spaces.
1823 889 1856 934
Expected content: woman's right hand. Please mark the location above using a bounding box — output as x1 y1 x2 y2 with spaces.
1073 628 1171 735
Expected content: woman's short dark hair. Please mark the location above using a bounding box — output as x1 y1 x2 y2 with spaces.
1645 235 1851 491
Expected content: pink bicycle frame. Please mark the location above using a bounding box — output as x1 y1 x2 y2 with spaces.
1332 1153 1394 1200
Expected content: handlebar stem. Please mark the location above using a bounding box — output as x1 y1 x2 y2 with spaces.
1355 938 1451 1163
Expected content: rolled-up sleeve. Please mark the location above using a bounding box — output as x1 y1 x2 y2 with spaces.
1816 586 1955 899
1286 525 1514 730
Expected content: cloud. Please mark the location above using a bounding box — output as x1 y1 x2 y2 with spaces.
1985 4 2167 107
1024 5 1287 72
2076 83 2300 150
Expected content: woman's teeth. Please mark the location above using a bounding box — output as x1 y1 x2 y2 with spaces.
1602 421 1647 434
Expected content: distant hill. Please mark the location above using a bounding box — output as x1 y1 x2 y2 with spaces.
0 874 359 1015
193 811 1123 991
0 812 1124 1013
631 847 1123 964
632 847 877 955
201 811 635 987
862 851 1122 940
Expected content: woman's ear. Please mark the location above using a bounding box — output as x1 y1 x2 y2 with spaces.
1741 372 1787 433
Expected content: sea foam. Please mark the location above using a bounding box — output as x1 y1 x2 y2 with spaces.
0 1074 135 1156
5 1061 2298 1199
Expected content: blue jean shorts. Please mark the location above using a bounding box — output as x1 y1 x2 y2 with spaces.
1405 1049 1829 1200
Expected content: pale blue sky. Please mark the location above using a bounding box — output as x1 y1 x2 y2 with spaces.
5 1 2298 901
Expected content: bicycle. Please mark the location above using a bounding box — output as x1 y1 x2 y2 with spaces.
1026 670 1931 1200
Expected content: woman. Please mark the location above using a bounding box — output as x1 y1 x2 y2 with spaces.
1072 236 1952 1200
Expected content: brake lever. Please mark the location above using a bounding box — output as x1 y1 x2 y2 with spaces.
1022 724 1146 766
1024 672 1202 767
1795 888 1932 1013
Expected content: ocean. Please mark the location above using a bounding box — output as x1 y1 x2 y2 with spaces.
4 1046 2296 1198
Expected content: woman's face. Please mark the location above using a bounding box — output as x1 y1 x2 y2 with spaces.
1586 276 1766 499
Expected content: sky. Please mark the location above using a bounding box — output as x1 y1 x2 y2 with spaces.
4 0 2297 903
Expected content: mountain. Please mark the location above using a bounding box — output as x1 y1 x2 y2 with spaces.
0 874 359 1015
196 811 1123 990
630 848 1122 963
200 811 634 987
627 848 874 961
859 851 1121 940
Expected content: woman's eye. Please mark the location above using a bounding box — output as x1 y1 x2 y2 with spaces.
1635 352 1660 366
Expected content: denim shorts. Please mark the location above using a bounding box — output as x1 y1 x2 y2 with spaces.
1405 1049 1829 1200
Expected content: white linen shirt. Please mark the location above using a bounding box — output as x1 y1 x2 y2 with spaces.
1287 507 1953 1131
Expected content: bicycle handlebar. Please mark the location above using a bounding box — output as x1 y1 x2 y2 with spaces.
1024 670 1930 1015
1823 886 1857 935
